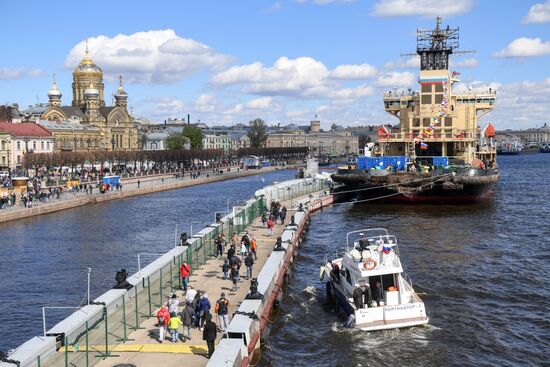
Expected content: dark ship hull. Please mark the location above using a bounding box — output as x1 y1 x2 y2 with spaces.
331 169 499 204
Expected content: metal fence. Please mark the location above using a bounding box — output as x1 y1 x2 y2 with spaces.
24 179 330 367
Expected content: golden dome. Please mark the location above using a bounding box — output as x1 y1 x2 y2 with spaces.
73 40 103 77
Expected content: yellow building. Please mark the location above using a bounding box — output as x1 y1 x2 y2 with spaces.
41 43 138 151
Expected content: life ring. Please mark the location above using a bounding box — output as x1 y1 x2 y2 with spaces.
363 259 377 270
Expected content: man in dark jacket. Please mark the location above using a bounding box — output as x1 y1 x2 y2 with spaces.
227 245 236 263
244 252 254 280
180 301 194 340
363 284 373 308
203 313 217 358
353 284 364 309
374 282 382 307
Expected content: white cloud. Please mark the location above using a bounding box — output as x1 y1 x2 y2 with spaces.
375 71 416 87
211 56 375 102
371 0 473 17
266 1 282 12
450 58 479 68
64 30 231 84
330 63 377 79
0 67 45 80
246 97 273 109
384 56 420 69
194 94 218 112
493 37 550 58
522 0 550 23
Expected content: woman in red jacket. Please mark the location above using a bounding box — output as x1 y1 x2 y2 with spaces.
156 306 171 343
180 261 190 292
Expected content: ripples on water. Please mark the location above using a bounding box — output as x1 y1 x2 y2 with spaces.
0 170 296 351
261 155 550 367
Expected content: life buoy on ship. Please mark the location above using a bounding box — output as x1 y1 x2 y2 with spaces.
363 259 377 270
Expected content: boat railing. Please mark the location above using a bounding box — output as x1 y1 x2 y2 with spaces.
346 228 389 251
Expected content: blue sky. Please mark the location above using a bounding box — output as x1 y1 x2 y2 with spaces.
1 0 549 129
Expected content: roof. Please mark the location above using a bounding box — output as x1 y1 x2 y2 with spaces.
99 107 115 119
0 122 53 137
146 132 170 141
60 106 85 119
38 119 100 132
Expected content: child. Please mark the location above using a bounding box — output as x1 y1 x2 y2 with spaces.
167 311 182 343
222 259 229 280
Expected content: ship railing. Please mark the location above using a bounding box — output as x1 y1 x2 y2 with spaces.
346 228 388 252
378 131 475 142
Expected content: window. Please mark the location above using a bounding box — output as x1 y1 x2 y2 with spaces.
413 118 420 127
423 118 431 127
435 94 443 104
434 84 444 93
445 117 453 127
47 142 50 150
41 141 44 150
421 84 432 93
33 142 36 150
17 141 20 150
421 94 432 104
17 155 21 163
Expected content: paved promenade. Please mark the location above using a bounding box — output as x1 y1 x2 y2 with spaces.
0 166 278 224
87 200 297 367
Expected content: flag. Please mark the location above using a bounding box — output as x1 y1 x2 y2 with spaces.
452 71 461 77
421 142 428 150
378 126 390 138
382 246 391 254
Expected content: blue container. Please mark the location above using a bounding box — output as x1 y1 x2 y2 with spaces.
432 157 449 167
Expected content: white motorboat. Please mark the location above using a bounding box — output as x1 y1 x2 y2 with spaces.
320 228 429 331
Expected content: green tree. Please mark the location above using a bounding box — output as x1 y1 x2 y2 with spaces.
165 132 190 150
247 118 268 148
183 125 204 149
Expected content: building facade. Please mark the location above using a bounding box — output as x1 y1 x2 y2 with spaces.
202 133 231 151
40 45 138 151
502 123 550 143
266 120 359 155
0 122 54 169
38 119 102 152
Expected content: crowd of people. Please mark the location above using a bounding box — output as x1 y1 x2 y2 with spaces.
152 203 285 358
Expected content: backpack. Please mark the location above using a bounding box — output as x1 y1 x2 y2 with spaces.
218 299 228 314
159 316 165 324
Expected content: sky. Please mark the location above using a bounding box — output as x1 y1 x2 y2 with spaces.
1 0 549 130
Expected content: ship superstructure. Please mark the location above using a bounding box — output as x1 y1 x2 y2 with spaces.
381 17 496 164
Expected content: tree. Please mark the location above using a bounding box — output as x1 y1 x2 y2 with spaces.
165 132 190 150
183 125 204 149
247 118 267 148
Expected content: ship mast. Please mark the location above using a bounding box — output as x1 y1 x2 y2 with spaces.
416 16 460 71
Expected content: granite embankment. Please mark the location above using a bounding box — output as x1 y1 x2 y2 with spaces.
0 166 280 224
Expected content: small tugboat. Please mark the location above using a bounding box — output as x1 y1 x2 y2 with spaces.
320 228 428 331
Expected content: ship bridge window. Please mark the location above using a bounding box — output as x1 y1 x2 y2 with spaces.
445 117 453 127
413 118 420 127
435 94 443 104
423 118 430 127
421 94 432 104
421 84 432 93
434 84 444 93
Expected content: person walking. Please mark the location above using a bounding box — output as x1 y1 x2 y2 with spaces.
250 237 257 260
137 180 140 188
231 232 238 247
230 264 239 292
185 285 197 305
215 292 230 333
203 313 217 359
180 301 194 341
261 212 267 227
222 259 230 280
180 261 190 292
167 311 182 343
167 293 179 315
227 244 236 263
198 293 211 330
244 252 254 280
280 206 287 224
215 234 224 257
266 217 274 237
156 306 170 343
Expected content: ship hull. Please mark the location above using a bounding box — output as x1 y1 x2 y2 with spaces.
331 170 499 204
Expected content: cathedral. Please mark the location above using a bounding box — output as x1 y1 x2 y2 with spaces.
41 43 139 151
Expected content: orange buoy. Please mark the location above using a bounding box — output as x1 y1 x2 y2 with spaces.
363 259 377 270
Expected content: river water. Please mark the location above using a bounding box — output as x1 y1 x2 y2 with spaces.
0 169 296 352
261 154 550 367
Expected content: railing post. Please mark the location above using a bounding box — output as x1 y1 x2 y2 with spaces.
65 336 68 367
169 261 173 294
122 295 128 340
160 268 163 307
147 277 152 317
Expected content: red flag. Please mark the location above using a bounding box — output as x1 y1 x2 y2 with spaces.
378 126 390 139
